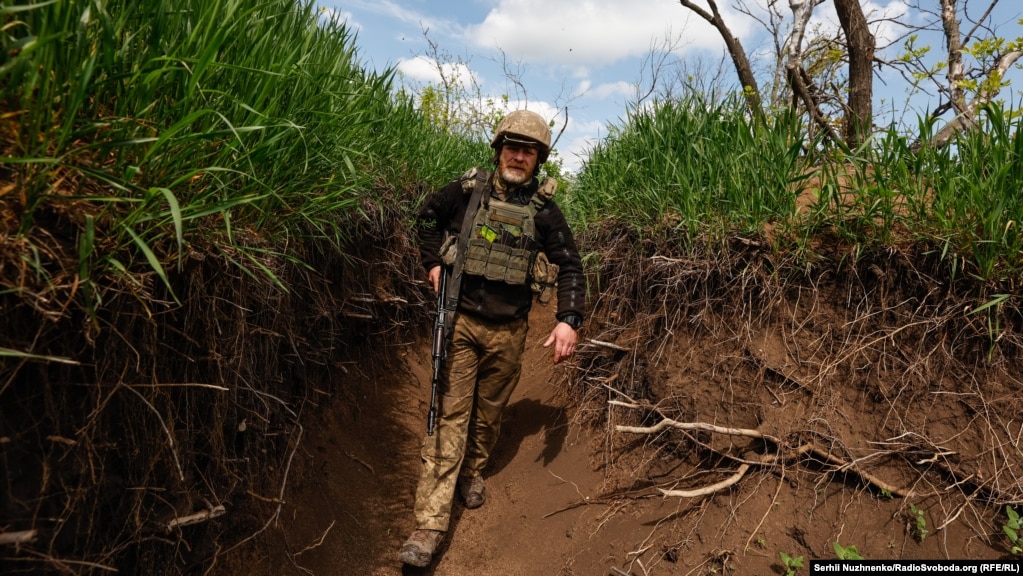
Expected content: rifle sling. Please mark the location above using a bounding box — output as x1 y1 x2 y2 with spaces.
443 170 488 320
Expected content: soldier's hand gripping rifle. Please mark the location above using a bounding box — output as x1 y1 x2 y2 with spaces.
428 267 457 436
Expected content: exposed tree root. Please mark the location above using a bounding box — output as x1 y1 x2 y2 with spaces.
612 399 915 499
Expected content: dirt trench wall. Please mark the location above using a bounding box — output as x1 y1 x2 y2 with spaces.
0 217 429 574
573 227 1023 563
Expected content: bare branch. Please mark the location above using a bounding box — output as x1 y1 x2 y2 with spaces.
167 505 227 532
677 0 763 115
0 530 37 546
660 464 751 498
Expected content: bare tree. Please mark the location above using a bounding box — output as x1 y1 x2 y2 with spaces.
677 0 864 146
927 0 1022 146
631 30 733 108
879 0 1022 147
737 0 803 110
675 0 1019 149
781 0 842 143
408 26 496 138
403 27 579 144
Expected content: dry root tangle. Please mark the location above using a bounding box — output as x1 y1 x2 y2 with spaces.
572 223 1023 557
0 197 429 574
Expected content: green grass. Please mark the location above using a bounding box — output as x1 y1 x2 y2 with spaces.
4 0 1021 307
567 94 810 236
570 91 1023 286
1 0 489 311
809 104 1023 282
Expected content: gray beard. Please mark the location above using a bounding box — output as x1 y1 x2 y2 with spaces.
499 167 530 186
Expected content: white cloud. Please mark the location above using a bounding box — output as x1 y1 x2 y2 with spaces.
396 56 478 88
573 80 592 98
571 118 608 135
500 99 564 126
465 0 751 67
559 133 603 173
867 1 911 53
589 81 635 101
320 0 462 42
573 79 635 102
318 7 360 30
805 0 910 52
340 0 441 29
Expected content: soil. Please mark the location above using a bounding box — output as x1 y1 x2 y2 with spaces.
208 300 1019 576
211 311 615 576
3 197 1019 575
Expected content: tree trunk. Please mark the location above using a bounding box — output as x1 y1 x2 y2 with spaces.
834 0 875 148
678 0 763 118
921 0 1021 148
941 0 966 117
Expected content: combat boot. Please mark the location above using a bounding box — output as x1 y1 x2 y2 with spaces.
399 529 444 567
458 474 486 509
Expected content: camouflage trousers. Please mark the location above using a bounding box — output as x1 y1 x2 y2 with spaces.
413 312 528 532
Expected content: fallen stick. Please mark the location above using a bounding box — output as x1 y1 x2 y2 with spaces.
587 339 631 352
167 505 226 532
612 403 783 445
613 402 915 498
0 529 37 546
805 444 914 498
660 464 752 498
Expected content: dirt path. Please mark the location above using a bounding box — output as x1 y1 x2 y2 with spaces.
214 302 1015 576
221 308 627 575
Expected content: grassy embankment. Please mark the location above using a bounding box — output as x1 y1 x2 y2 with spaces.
565 93 1023 565
2 0 1022 572
1 0 485 573
572 95 1023 286
568 93 1022 356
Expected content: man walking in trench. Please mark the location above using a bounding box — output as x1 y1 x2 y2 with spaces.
399 110 586 567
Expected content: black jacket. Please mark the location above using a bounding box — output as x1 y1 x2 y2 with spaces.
416 170 585 325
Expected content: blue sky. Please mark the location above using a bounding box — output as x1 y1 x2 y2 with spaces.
316 0 1023 173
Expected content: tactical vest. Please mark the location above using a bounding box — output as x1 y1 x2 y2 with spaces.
440 168 559 303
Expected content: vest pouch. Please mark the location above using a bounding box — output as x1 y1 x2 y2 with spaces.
487 205 528 237
504 248 530 285
484 242 513 281
439 234 458 267
530 251 559 305
463 238 490 277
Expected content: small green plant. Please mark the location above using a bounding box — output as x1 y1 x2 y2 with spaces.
909 503 929 542
833 542 865 560
747 533 768 553
1004 505 1023 555
780 552 804 576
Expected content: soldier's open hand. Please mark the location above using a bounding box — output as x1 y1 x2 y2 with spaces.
543 322 578 364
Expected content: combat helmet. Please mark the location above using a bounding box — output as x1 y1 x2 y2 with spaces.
490 110 551 164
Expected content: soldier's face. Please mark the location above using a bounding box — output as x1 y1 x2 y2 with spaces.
498 143 539 185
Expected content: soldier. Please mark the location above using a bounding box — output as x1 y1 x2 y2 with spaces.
399 110 586 567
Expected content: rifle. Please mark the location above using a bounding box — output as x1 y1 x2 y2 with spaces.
427 168 486 435
428 267 456 436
